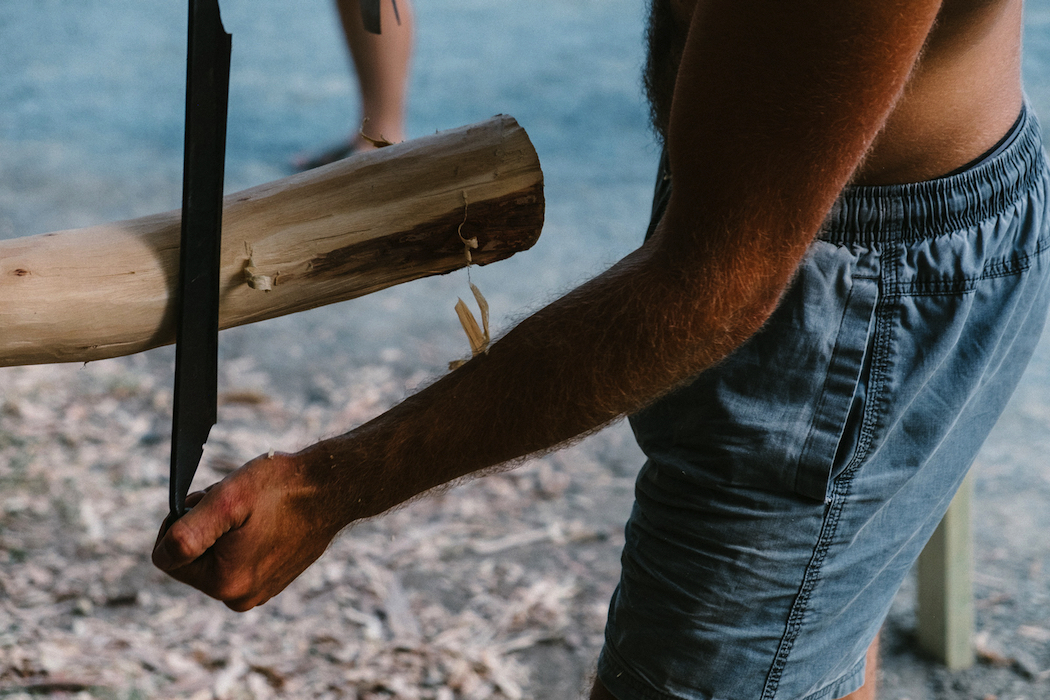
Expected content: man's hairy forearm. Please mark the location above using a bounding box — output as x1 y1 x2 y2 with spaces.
294 234 786 527
294 0 945 533
151 226 794 609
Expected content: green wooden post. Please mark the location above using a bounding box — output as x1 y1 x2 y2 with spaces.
916 470 975 669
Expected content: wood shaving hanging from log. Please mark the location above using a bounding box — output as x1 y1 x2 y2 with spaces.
457 191 479 264
454 283 490 358
450 192 490 369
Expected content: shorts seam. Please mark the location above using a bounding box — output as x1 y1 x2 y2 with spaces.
760 478 850 699
793 280 863 492
888 233 1050 297
761 257 895 699
841 251 897 475
982 234 1050 279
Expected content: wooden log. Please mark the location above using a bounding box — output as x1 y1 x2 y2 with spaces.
0 115 543 367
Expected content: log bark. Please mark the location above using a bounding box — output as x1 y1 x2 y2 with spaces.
0 115 543 367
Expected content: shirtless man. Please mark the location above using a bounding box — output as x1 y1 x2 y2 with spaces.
153 1 1050 698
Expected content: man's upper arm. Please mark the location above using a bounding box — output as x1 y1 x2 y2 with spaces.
653 0 942 303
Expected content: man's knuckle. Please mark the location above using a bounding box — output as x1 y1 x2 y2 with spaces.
168 522 203 560
211 485 245 525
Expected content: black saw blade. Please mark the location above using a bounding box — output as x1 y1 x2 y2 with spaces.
170 0 231 518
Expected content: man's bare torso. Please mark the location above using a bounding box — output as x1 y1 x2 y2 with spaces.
651 0 1025 186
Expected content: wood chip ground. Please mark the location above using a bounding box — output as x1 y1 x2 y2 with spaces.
0 355 639 699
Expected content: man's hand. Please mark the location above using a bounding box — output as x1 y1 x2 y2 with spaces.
152 452 338 611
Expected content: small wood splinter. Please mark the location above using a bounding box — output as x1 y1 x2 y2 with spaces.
457 191 478 264
450 191 490 370
449 283 490 370
243 242 275 291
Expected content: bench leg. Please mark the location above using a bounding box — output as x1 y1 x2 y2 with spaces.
916 470 975 669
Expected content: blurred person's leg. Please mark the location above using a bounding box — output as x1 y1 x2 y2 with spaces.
294 0 413 170
337 0 412 147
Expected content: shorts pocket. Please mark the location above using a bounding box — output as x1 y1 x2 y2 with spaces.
793 274 879 501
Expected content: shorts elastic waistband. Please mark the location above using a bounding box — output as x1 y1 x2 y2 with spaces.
820 103 1047 245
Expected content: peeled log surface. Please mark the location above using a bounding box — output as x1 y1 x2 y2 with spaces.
0 115 543 367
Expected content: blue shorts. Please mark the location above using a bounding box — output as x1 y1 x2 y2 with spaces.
598 105 1050 700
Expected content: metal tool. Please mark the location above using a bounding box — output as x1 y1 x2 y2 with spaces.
169 0 231 518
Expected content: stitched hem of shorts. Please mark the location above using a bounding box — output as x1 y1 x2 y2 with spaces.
798 654 866 700
596 640 868 700
597 643 687 700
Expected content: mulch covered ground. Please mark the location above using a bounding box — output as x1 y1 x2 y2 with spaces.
0 354 640 699
3 342 1050 699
